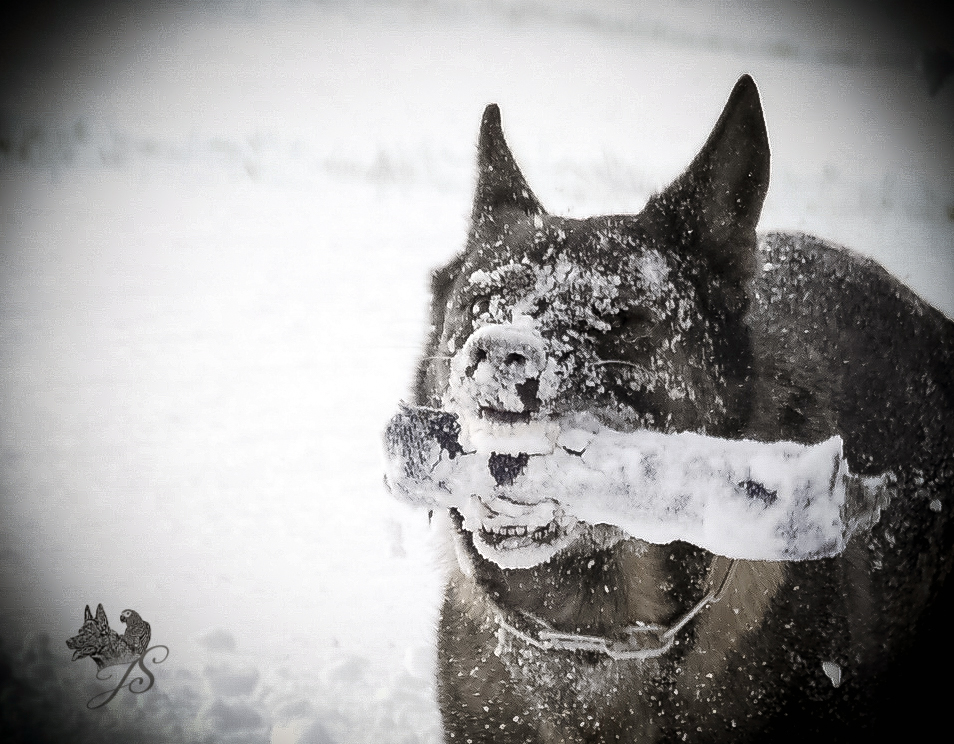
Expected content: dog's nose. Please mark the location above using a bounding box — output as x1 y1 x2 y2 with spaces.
451 323 548 416
465 330 543 376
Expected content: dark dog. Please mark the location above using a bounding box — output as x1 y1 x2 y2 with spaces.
412 76 953 742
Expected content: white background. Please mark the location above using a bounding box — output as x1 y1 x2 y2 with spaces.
1 1 952 741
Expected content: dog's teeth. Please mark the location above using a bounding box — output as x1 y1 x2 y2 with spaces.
495 525 528 537
531 522 561 544
479 520 563 549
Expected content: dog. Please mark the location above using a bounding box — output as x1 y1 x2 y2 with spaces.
66 604 140 670
410 75 953 742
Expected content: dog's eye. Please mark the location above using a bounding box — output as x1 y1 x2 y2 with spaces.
471 296 491 317
593 305 655 338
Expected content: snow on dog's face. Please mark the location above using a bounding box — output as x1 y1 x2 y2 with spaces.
416 91 767 568
437 218 719 433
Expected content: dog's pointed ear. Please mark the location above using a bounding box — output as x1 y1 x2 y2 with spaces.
472 104 545 225
84 605 93 622
645 75 769 283
95 604 108 627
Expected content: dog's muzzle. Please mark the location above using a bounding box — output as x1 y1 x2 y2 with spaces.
448 321 552 422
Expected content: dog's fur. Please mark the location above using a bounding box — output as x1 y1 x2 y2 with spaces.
414 76 954 742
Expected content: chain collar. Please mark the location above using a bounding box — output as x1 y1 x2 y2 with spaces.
493 556 738 662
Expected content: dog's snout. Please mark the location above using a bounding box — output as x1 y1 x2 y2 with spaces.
449 322 551 417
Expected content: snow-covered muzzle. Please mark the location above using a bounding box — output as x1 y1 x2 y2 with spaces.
434 253 648 566
446 317 558 424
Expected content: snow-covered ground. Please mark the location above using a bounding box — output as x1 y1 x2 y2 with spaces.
1 1 951 741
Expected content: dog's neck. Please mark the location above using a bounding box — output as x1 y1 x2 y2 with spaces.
451 519 718 636
446 521 788 688
492 555 738 662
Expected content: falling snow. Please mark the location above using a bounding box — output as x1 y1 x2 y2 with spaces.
1 1 952 742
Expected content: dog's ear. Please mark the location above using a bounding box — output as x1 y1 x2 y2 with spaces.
84 604 93 622
645 75 769 288
471 104 545 225
95 603 108 628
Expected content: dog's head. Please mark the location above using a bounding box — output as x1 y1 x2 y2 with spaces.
65 604 109 661
416 76 770 570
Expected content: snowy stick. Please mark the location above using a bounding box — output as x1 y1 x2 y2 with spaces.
383 404 891 561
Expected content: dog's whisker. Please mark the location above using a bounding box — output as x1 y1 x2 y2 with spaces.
588 359 642 370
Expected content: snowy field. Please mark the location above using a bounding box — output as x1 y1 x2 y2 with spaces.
1 1 952 741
